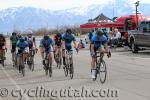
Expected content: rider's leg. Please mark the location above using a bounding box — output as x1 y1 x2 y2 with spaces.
91 55 96 79
91 47 97 79
40 46 44 59
39 46 45 64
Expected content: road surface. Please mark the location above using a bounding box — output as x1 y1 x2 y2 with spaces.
0 43 150 100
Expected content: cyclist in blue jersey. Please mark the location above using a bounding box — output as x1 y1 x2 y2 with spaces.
62 29 78 65
39 35 54 66
90 30 111 79
16 38 29 71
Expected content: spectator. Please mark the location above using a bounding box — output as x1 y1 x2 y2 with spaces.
112 28 121 47
113 28 121 39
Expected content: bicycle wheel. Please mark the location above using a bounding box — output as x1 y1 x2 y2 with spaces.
31 59 34 72
64 57 68 77
49 60 52 77
69 63 74 79
93 69 98 81
57 53 61 69
99 60 107 84
2 60 4 67
64 65 68 77
21 65 25 77
45 65 48 75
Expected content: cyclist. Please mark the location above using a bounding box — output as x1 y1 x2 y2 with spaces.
62 29 78 66
39 35 54 68
0 34 7 60
25 31 37 64
53 31 62 61
90 30 111 79
10 32 18 65
16 38 29 72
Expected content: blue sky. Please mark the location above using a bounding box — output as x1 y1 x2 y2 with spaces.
0 0 149 10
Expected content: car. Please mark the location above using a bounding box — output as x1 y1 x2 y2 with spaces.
128 20 150 53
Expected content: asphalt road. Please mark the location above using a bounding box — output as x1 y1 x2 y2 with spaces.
0 42 150 100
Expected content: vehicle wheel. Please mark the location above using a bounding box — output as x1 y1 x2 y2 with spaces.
131 41 138 53
99 60 107 84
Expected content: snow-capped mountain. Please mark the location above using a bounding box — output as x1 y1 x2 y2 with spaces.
0 1 150 33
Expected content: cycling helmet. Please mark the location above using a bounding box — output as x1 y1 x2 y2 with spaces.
20 38 25 42
44 35 49 40
97 30 104 36
66 29 72 34
12 32 17 36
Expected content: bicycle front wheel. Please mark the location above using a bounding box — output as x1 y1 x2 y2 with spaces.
49 61 52 77
21 65 25 77
69 63 74 79
31 57 34 72
99 60 107 84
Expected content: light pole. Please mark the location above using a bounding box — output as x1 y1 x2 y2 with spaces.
135 1 140 29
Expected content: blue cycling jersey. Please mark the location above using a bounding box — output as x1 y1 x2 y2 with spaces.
62 33 76 47
91 34 107 49
16 40 29 52
40 37 54 50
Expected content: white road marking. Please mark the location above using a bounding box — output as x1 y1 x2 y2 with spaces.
2 67 30 100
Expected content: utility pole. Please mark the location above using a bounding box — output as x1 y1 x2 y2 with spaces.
135 1 140 29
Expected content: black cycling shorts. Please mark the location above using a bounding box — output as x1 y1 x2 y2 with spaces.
11 45 16 53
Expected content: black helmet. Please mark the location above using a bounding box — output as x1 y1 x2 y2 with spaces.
12 32 17 36
66 29 72 34
44 35 49 40
97 30 104 36
20 38 25 42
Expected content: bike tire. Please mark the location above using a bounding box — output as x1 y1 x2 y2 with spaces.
58 55 61 69
99 60 107 84
64 65 68 77
93 69 98 81
21 65 25 77
31 57 34 72
45 65 48 76
49 59 52 77
69 63 74 79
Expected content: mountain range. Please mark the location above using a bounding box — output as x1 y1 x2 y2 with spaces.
0 1 150 33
